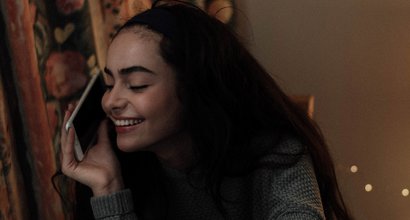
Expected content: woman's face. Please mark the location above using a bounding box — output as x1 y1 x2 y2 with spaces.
102 29 185 154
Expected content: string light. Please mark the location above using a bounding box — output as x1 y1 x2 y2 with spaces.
350 165 358 173
365 184 373 192
402 189 409 197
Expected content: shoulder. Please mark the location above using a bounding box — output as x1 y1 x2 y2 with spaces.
253 133 306 165
250 134 325 219
252 135 318 192
251 132 306 155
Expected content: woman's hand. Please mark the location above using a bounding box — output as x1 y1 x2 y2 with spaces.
60 105 124 196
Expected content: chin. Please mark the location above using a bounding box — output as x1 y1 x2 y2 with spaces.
116 138 147 152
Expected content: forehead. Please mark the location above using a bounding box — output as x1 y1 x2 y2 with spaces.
109 25 163 53
119 25 163 42
107 28 162 65
105 26 174 78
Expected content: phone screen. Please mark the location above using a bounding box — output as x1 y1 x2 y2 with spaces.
72 74 106 153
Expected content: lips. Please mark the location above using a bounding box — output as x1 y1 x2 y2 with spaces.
112 118 145 134
113 119 144 127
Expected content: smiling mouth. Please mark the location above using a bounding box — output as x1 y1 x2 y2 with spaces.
113 119 144 127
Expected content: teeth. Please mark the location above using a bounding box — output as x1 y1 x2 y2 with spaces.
113 119 143 126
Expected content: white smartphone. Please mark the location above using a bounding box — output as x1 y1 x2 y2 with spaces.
65 72 106 161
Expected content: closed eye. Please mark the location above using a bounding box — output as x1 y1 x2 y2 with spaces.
129 85 149 92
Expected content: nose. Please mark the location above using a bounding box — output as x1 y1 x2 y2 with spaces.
102 85 127 116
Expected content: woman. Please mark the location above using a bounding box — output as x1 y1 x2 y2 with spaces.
61 1 352 219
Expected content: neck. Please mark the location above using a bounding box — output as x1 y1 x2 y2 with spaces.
151 131 193 171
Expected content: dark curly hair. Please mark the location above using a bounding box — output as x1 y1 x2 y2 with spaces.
74 1 352 219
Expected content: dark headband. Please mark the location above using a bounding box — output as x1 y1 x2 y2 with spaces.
123 7 179 40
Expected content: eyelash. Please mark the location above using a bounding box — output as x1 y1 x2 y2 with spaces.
129 85 149 91
104 84 149 92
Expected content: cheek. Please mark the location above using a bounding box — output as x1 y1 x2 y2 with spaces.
144 88 182 122
101 92 110 113
143 94 173 115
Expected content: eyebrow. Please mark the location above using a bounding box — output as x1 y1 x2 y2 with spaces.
104 66 154 76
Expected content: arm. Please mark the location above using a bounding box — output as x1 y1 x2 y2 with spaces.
252 137 325 220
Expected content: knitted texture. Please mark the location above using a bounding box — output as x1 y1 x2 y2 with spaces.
91 136 325 220
91 189 136 220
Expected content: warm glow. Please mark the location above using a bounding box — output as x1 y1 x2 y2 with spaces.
402 189 409 197
365 184 373 192
350 165 358 173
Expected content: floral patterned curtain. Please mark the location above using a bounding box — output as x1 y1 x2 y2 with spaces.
0 0 104 218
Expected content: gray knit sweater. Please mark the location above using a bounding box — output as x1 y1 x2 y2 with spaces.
90 136 325 220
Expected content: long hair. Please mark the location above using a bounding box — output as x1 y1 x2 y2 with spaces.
116 1 352 219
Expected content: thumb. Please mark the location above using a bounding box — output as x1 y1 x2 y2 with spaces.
96 119 111 147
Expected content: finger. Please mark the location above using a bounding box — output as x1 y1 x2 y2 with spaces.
61 104 76 143
60 110 71 144
97 119 110 144
61 126 78 175
68 103 75 112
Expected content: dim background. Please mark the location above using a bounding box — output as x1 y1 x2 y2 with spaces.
1 0 410 219
234 0 410 219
